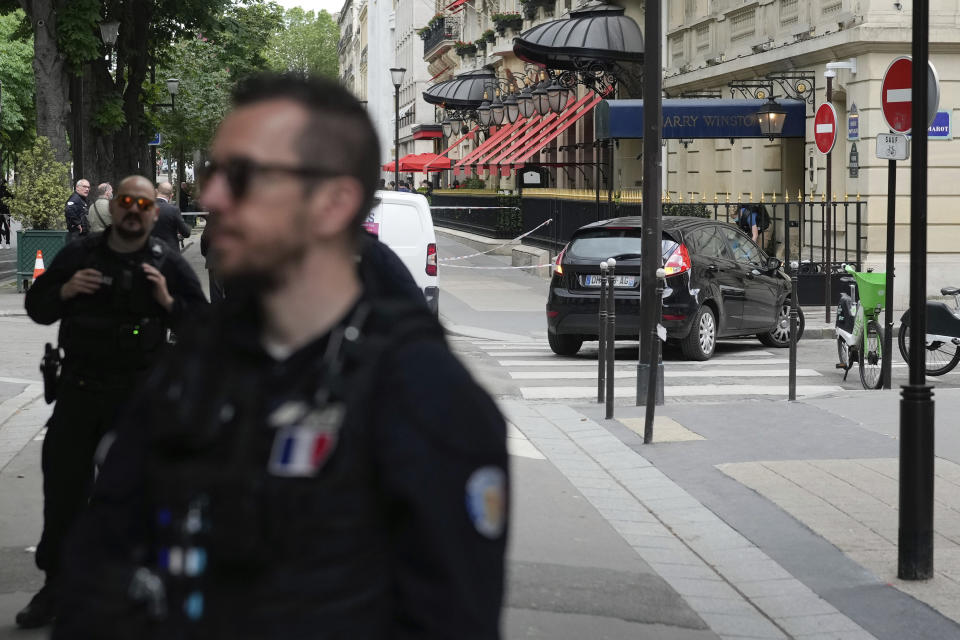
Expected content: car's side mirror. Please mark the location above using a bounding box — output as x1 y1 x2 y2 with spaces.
766 257 782 271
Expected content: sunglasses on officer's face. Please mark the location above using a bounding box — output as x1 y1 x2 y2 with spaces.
200 156 341 201
115 194 155 210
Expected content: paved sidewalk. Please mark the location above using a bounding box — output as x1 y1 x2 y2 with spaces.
504 388 960 640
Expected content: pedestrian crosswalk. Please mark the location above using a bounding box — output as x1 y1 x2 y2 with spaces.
451 339 845 403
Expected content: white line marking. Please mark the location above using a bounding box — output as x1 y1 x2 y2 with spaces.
520 384 844 399
887 88 912 103
480 351 562 357
0 377 41 385
498 358 789 367
816 123 834 133
509 369 822 380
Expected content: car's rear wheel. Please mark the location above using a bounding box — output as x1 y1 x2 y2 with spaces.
681 305 716 361
548 333 583 356
759 302 805 347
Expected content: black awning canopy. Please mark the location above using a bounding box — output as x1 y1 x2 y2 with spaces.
513 0 643 70
422 68 497 110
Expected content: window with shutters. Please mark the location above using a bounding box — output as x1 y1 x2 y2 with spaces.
779 0 799 25
695 24 710 52
670 33 685 65
729 8 755 41
822 0 842 14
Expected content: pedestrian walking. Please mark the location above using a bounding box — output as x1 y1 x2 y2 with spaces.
0 181 11 249
16 175 207 630
87 183 113 234
64 180 91 240
54 73 508 639
152 181 192 250
179 181 192 212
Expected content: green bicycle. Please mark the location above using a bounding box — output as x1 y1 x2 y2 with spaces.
835 264 886 389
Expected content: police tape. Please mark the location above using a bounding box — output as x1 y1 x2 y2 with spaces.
439 263 555 270
438 218 553 262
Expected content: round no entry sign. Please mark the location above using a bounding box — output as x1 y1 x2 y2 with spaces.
814 103 838 154
881 56 940 134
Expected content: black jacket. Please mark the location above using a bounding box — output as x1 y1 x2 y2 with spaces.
151 198 192 250
25 231 207 373
54 268 507 639
64 192 89 234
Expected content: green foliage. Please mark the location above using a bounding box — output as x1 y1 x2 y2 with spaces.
462 177 486 189
9 137 71 230
662 203 711 219
91 91 125 134
154 36 231 160
57 0 101 72
265 8 339 78
215 1 285 81
0 10 36 157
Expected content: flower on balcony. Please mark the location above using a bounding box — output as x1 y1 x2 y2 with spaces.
492 12 523 35
519 0 551 19
482 29 496 43
454 41 477 57
474 38 487 51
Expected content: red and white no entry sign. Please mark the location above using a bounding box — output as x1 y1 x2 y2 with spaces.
814 103 838 154
881 56 940 134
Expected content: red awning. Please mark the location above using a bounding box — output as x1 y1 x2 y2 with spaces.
446 0 468 12
383 153 452 173
480 113 559 174
453 120 524 176
423 125 477 173
494 93 602 176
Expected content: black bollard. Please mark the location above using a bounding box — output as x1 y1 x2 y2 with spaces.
606 258 617 419
598 261 608 403
644 268 665 443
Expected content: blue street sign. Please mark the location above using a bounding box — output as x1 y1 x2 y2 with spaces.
928 111 951 139
847 104 859 141
148 133 162 146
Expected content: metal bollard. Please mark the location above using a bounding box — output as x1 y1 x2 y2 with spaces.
643 268 666 443
598 261 608 403
606 258 617 419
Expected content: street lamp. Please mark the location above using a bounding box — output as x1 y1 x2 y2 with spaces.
756 97 786 140
504 89 520 124
99 20 120 66
441 117 453 138
390 67 405 189
518 83 535 119
490 91 505 126
533 80 550 116
166 77 180 109
478 91 493 127
547 77 564 113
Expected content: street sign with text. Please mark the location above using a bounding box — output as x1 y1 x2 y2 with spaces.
876 133 910 160
881 56 940 134
814 103 838 154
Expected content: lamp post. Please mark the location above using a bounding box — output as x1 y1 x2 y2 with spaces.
165 78 180 185
99 20 120 66
390 67 405 189
756 97 786 140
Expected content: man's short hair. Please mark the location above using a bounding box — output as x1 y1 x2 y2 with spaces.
232 73 380 233
75 179 89 189
157 182 174 197
96 183 111 197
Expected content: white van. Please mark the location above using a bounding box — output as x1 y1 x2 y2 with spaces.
364 191 439 314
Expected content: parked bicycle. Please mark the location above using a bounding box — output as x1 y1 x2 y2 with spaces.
897 287 960 376
835 264 886 389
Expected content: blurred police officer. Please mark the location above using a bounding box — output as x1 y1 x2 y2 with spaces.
64 179 91 239
54 74 508 639
17 175 206 629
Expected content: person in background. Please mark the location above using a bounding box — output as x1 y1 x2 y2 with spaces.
151 182 192 250
64 180 91 240
0 181 11 249
87 183 113 234
179 181 192 212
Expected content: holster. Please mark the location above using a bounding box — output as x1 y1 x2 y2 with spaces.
40 343 61 404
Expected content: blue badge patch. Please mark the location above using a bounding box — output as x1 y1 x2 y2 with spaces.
465 466 506 539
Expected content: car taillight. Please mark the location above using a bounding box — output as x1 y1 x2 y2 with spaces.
663 244 690 276
554 244 568 275
426 243 437 276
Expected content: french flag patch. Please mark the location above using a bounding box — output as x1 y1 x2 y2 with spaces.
268 405 344 477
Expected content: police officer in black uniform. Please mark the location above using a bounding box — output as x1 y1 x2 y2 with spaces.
64 179 91 239
17 175 207 629
54 74 508 639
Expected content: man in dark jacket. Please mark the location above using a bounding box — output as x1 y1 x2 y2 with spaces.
55 73 507 639
16 175 207 629
64 180 90 239
151 182 192 250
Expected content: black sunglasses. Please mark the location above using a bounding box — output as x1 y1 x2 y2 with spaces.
201 157 341 200
115 194 155 210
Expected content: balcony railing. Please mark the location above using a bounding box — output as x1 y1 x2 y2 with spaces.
422 17 460 59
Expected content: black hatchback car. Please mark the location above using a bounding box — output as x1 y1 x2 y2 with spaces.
546 216 805 360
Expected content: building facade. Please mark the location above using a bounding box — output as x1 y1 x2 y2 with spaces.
664 0 960 301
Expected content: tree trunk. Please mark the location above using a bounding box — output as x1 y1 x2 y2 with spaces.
77 61 118 188
24 0 71 167
111 0 153 179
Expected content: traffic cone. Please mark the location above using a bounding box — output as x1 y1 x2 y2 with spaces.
32 250 45 280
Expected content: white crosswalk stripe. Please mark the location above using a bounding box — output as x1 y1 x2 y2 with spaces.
454 339 843 402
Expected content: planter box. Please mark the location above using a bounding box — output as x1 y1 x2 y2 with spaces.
17 229 69 292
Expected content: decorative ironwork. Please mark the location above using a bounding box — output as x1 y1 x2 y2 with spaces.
729 72 816 110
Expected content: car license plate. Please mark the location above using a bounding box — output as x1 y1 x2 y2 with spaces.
582 274 637 288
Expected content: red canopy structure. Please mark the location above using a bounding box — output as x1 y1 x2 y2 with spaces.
382 153 454 174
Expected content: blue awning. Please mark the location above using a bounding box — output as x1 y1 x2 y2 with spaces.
595 99 806 140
